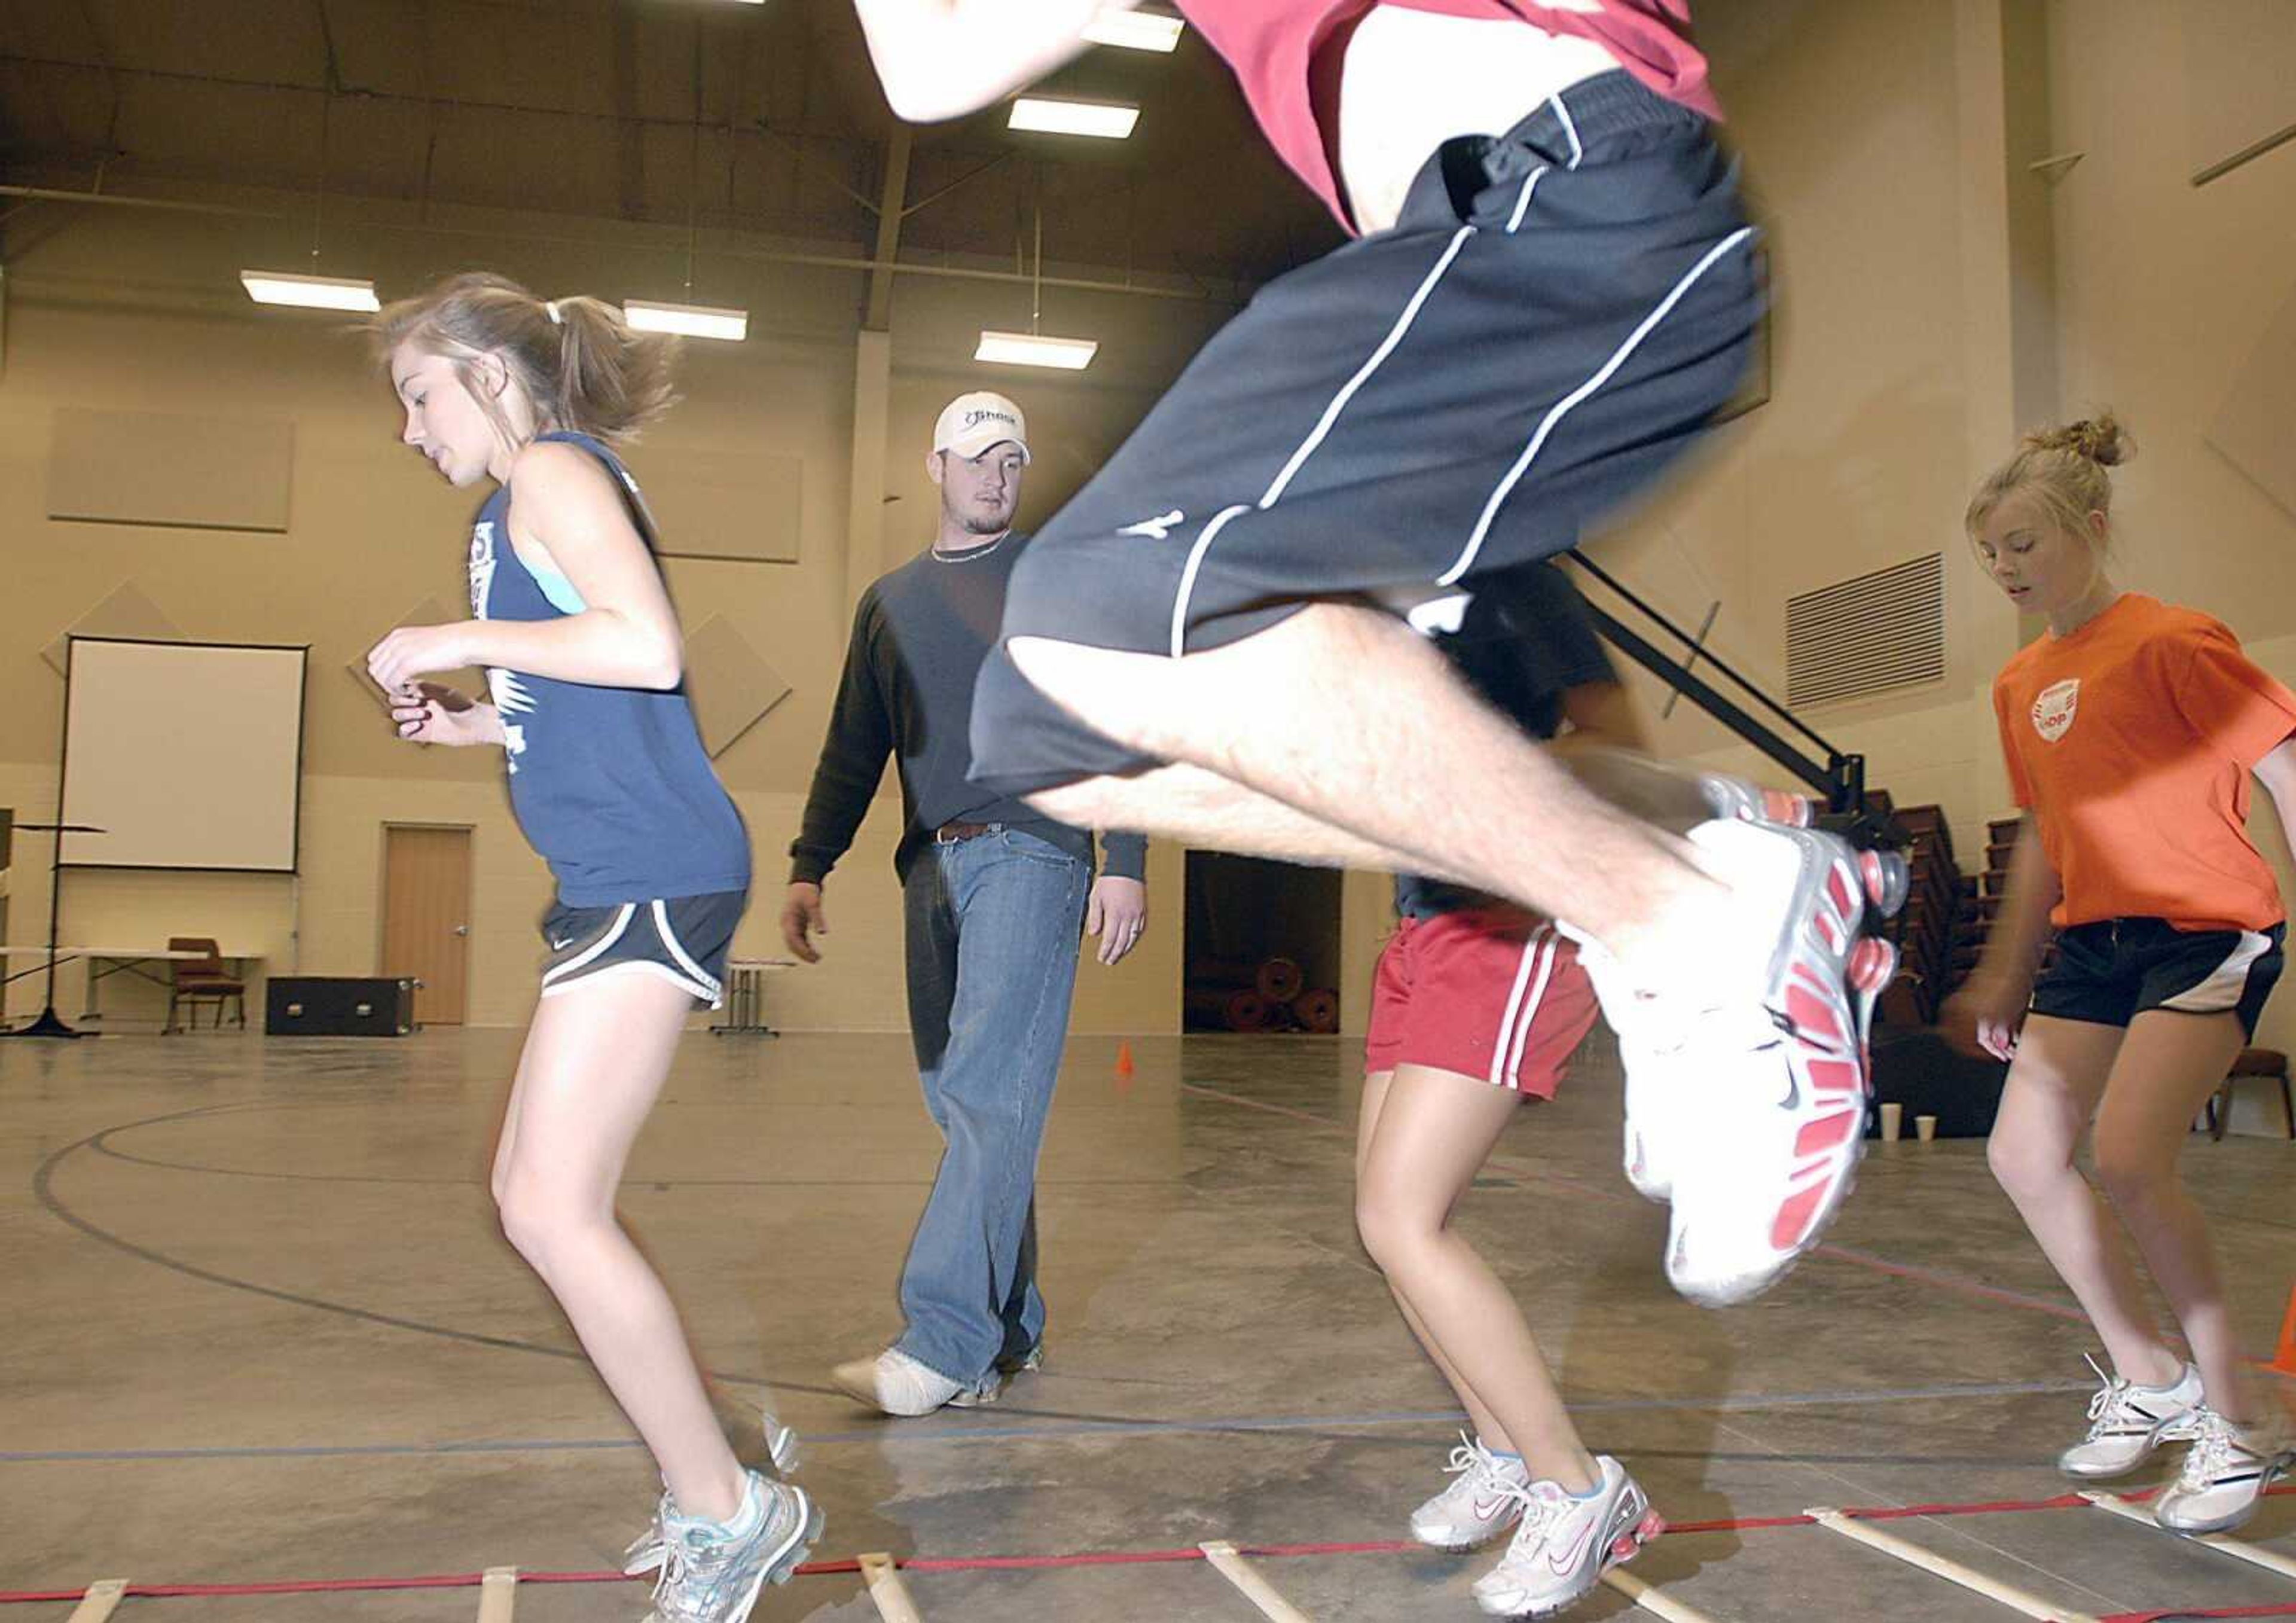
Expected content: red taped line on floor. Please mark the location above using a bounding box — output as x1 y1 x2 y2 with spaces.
2 1483 2287 1603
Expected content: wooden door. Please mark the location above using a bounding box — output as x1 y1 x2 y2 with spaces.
381 825 472 1026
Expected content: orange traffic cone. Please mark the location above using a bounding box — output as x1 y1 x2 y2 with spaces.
2271 1281 2296 1377
1115 1041 1135 1079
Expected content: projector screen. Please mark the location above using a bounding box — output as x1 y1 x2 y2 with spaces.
60 637 308 872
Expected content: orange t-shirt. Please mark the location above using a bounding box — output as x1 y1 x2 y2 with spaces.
1992 593 2296 932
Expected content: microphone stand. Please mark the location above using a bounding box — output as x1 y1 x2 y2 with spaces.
1 821 102 1039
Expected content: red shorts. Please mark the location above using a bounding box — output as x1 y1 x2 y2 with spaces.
1363 910 1599 1097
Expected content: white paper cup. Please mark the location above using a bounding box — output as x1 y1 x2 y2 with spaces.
1879 1102 1903 1142
1915 1113 1938 1142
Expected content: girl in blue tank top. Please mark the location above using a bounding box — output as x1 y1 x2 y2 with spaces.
362 273 814 1620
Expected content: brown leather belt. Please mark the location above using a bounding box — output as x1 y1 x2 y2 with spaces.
933 819 1003 845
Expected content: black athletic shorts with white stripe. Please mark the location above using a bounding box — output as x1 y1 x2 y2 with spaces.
967 71 1758 795
2031 917 2285 1039
538 890 744 1009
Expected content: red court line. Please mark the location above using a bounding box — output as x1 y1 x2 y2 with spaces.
7 1484 2288 1603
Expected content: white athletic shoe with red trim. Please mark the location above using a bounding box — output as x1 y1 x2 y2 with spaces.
1602 775 1824 1206
1647 818 1903 1306
1411 1432 1534 1552
1471 1456 1663 1619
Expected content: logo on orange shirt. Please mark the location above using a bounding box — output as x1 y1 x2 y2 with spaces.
2032 678 2080 743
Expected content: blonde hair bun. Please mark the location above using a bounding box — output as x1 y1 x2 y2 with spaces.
2021 413 2132 468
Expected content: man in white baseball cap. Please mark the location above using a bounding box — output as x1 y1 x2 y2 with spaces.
785 389 1149 1418
933 389 1033 464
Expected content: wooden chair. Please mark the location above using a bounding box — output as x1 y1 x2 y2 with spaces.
165 936 246 1033
2206 1047 2294 1141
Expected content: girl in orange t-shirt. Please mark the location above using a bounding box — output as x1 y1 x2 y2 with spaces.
1947 415 2296 1535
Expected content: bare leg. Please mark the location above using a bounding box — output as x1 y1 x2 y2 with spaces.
493 971 748 1522
1359 1071 1507 1451
1357 1063 1598 1491
1011 603 1721 962
2092 1011 2258 1418
1986 1015 2182 1387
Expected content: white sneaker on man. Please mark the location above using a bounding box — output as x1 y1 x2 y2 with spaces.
1641 818 1902 1305
2058 1355 2203 1479
1410 1433 1534 1551
1588 775 1826 1207
1470 1456 1662 1619
832 1347 979 1417
2152 1407 2296 1534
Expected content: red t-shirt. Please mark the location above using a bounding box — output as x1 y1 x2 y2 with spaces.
1992 593 2296 933
1176 1 1718 231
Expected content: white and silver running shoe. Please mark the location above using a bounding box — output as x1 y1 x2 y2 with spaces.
645 1470 820 1623
2058 1355 2203 1480
1471 1456 1664 1620
2152 1407 2295 1535
624 1412 802 1578
1410 1432 1534 1552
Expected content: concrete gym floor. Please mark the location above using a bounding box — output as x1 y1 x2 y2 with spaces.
3 1026 2292 1621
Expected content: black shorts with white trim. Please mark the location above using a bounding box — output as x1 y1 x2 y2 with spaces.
2030 917 2285 1039
538 890 746 1009
966 69 1758 796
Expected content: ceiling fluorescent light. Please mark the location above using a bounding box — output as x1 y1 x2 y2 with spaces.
976 330 1098 370
1008 97 1138 139
1082 8 1183 51
622 300 749 341
240 270 379 313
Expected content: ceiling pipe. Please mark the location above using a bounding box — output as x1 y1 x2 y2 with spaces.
0 183 1242 305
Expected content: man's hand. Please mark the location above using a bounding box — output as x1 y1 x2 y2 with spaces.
1941 972 2027 1062
782 882 829 964
1085 876 1147 966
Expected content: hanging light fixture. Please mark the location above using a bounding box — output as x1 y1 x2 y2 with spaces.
631 25 750 341
242 96 377 313
1082 7 1183 51
1008 97 1138 139
976 185 1098 370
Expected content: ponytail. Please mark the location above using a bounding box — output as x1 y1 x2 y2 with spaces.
371 273 680 450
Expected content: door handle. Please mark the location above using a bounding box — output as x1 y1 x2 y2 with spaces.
451 924 469 936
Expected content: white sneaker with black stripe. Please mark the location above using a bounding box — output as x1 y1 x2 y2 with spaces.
2057 1355 2204 1479
2152 1407 2296 1534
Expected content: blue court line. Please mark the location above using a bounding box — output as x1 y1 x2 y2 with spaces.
0 1378 2090 1465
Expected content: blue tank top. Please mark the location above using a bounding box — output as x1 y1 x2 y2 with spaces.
468 430 750 907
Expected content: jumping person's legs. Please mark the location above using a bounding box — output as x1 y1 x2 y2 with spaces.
491 969 749 1523
1016 604 1712 961
972 75 1901 1308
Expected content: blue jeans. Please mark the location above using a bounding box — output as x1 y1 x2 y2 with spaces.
895 826 1089 1386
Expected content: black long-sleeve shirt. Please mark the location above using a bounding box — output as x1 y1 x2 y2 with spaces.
789 531 1149 886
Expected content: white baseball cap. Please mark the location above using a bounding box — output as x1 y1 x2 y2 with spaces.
933 391 1031 463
